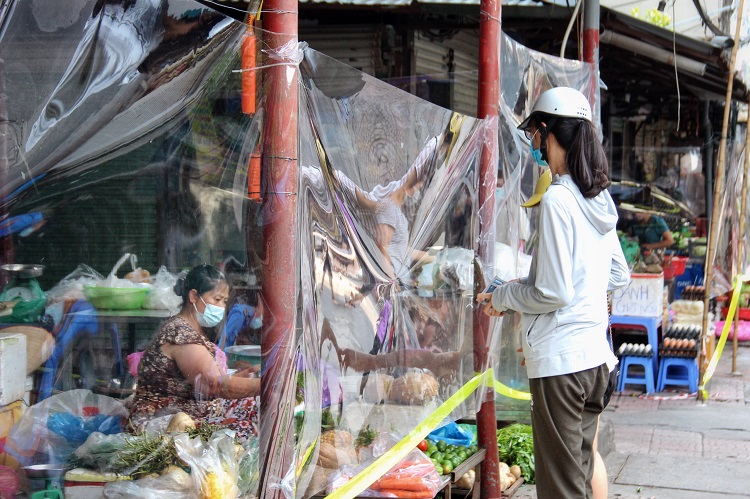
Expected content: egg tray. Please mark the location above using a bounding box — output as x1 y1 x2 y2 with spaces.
615 344 654 358
663 327 701 341
658 346 698 358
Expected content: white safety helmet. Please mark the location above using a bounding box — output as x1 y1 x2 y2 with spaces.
517 87 592 131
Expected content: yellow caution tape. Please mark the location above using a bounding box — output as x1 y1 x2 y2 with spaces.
297 369 528 486
700 274 749 399
493 378 531 401
325 369 493 499
296 437 317 478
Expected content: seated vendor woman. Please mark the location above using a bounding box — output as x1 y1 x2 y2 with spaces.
130 264 260 442
631 211 674 252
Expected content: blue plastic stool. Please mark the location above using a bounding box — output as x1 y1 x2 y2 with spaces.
617 355 656 393
656 357 698 393
610 315 661 376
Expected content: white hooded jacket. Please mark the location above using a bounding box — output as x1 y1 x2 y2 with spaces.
492 174 630 378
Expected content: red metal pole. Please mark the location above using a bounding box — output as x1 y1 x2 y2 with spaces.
477 0 501 497
582 0 600 107
259 0 298 497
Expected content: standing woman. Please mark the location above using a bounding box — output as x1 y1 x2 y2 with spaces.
477 87 629 498
130 264 260 443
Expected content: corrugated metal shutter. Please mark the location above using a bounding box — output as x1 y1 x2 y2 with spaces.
301 26 379 75
414 30 479 116
12 148 160 289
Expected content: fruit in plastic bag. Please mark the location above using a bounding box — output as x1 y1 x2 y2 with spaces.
389 370 439 405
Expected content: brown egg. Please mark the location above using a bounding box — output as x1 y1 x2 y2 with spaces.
688 339 696 349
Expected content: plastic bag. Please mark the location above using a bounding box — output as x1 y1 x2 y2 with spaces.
329 449 442 498
72 432 130 471
44 264 104 304
102 470 199 499
236 438 260 497
143 266 182 311
5 389 128 466
174 430 240 499
427 421 474 447
98 253 141 288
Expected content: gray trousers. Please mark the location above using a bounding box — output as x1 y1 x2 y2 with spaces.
529 363 609 499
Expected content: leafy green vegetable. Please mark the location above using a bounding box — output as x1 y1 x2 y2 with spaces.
496 423 535 484
354 425 377 448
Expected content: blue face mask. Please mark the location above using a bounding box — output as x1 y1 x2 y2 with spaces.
530 141 549 167
250 316 263 329
194 296 225 328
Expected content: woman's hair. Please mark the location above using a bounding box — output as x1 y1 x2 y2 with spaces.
537 113 610 198
174 264 227 305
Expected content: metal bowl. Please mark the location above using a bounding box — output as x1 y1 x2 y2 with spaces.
23 463 67 478
1 263 45 278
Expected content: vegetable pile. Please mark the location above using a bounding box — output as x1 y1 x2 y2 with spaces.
418 438 478 476
496 423 535 484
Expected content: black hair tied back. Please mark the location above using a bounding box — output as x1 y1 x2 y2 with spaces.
173 275 186 298
174 264 227 304
549 117 610 198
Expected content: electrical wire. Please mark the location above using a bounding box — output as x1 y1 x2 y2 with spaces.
691 0 727 36
560 0 582 59
671 0 680 132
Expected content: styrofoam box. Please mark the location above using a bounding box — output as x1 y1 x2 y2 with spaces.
611 273 665 318
0 333 27 406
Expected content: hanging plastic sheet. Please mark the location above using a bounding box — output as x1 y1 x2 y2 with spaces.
0 0 269 495
484 33 596 417
295 47 492 498
711 135 749 297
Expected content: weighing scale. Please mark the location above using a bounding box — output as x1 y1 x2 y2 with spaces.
0 264 46 323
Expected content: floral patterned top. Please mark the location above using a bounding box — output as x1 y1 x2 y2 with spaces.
130 316 217 421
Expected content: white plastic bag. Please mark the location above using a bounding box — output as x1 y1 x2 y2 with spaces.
102 471 199 499
5 389 128 466
143 266 182 311
174 430 241 499
45 264 104 304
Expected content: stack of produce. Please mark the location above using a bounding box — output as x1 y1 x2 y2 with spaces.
417 438 477 476
496 423 534 490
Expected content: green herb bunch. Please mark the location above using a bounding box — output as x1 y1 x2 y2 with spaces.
496 423 535 484
116 433 179 479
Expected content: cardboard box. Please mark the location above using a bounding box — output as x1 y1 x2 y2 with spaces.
611 273 665 318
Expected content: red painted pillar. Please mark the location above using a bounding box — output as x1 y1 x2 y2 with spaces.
477 0 501 497
259 0 298 497
583 0 600 109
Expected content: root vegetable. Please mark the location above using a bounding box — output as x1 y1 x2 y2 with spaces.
454 469 475 489
166 412 196 433
509 465 522 480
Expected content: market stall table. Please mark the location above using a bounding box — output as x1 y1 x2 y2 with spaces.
39 306 173 399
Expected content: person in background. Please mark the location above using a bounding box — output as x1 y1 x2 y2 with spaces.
477 87 629 499
130 264 260 443
631 211 674 252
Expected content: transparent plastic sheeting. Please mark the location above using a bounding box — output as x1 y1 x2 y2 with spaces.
485 33 595 415
711 136 750 297
296 48 492 497
0 2 498 499
0 0 265 497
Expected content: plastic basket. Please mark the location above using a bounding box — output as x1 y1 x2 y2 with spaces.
83 286 149 310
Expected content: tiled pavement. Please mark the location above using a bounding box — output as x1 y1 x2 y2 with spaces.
512 343 750 498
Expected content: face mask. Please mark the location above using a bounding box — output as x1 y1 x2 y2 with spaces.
250 316 263 329
495 187 506 203
194 296 225 327
530 141 549 167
